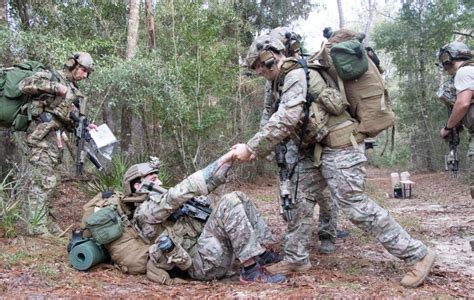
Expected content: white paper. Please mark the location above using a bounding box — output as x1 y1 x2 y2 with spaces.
89 124 117 149
89 124 118 160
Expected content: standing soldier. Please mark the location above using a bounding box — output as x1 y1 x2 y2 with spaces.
437 42 474 197
232 33 435 288
261 27 338 258
19 52 95 236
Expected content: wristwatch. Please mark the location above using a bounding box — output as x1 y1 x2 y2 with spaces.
444 125 453 131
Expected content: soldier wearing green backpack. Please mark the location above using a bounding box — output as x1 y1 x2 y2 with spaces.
231 33 435 288
17 52 95 236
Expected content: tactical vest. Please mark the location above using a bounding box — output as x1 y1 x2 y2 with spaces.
277 58 365 151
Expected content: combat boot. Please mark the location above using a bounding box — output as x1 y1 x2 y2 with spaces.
400 248 436 288
239 263 286 284
256 250 282 266
319 239 336 254
266 259 311 275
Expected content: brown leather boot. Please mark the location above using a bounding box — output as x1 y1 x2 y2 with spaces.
400 248 436 288
266 260 311 275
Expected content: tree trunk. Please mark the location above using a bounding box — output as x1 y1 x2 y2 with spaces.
11 0 29 29
363 0 375 45
126 0 140 59
145 0 156 51
120 104 132 153
122 0 140 153
336 0 345 29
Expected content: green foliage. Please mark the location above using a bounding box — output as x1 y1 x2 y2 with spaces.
0 169 21 238
373 0 473 171
83 153 172 196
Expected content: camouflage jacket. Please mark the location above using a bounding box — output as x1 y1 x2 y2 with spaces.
248 63 336 158
19 69 86 130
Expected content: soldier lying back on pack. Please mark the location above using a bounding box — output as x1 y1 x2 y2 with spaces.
80 151 286 284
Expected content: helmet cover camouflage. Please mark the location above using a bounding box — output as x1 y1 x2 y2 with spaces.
246 34 285 69
123 159 159 195
437 42 472 67
269 27 302 56
72 52 95 72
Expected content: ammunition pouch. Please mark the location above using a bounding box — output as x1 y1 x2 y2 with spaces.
322 120 366 149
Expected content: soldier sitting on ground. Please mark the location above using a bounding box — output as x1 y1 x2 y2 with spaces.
83 150 285 284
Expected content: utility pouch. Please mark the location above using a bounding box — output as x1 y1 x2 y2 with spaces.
163 242 192 271
12 113 29 131
85 205 124 245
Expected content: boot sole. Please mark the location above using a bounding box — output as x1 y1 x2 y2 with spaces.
401 249 436 288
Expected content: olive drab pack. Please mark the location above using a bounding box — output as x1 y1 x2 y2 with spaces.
310 28 395 138
81 191 150 274
0 61 47 131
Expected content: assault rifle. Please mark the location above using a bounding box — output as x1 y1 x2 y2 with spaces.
444 124 461 177
170 198 212 222
275 143 294 221
69 99 103 175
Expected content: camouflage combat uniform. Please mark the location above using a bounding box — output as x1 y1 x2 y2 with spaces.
133 158 275 283
247 64 428 266
260 79 337 264
19 69 85 235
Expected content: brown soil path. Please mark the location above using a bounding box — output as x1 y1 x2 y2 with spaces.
0 167 472 298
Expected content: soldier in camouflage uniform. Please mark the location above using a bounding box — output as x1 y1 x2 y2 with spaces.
263 27 338 255
437 42 474 197
232 34 436 288
126 151 285 284
18 52 95 235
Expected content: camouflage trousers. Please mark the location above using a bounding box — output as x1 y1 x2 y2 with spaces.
321 144 427 265
21 129 60 235
468 135 474 198
187 191 275 280
281 148 337 264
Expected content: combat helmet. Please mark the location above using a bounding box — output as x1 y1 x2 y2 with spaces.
437 42 472 67
66 52 95 73
246 34 285 69
123 161 159 196
269 27 302 57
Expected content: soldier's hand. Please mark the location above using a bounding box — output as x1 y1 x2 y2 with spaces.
230 143 256 162
56 84 68 97
219 149 237 165
440 128 450 139
87 123 98 131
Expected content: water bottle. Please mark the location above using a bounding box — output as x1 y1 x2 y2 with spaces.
158 235 174 253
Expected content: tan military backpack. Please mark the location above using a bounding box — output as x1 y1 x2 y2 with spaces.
82 192 150 275
311 28 395 138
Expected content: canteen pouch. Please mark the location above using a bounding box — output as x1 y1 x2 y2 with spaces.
85 205 124 245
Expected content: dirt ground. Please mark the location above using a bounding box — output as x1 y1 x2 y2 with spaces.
0 167 473 298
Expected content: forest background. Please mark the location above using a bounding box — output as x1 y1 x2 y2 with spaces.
0 0 473 231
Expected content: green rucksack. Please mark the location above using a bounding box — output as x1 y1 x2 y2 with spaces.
0 61 46 131
330 39 369 80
